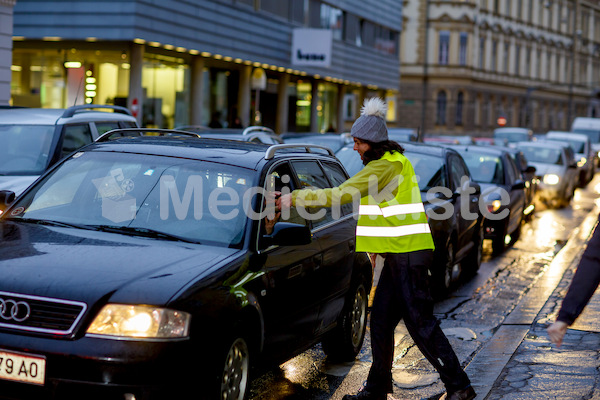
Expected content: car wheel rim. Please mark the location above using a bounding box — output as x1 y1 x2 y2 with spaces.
350 284 367 348
221 338 249 400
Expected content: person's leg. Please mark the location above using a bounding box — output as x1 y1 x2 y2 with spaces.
388 250 471 393
363 256 403 395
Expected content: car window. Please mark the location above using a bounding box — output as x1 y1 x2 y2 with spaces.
505 156 518 184
0 124 55 175
403 151 446 191
290 160 334 227
448 154 469 191
94 122 121 136
460 152 504 184
61 124 93 158
321 161 353 216
519 145 562 165
121 120 138 129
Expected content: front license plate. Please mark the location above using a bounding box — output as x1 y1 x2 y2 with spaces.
0 350 45 385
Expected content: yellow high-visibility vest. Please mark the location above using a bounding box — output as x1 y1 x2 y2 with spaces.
356 151 435 253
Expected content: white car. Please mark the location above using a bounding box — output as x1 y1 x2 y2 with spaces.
0 105 138 196
571 117 600 167
545 131 595 186
516 141 579 208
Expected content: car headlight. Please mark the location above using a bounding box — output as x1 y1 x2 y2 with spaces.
577 157 587 167
543 174 560 185
87 304 191 339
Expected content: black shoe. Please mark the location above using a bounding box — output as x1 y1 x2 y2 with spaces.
342 390 387 400
442 385 476 400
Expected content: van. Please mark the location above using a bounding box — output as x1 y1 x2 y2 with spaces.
571 117 600 167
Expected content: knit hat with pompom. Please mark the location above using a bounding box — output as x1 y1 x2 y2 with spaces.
350 97 388 143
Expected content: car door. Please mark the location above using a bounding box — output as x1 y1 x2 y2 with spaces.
448 153 479 260
296 160 357 334
256 161 323 354
504 155 525 233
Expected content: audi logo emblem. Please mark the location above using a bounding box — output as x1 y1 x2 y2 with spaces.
0 299 31 322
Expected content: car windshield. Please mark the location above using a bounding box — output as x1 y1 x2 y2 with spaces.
572 129 600 143
334 146 443 192
519 145 563 165
546 137 585 153
6 151 255 248
0 124 55 175
493 131 529 143
459 152 504 184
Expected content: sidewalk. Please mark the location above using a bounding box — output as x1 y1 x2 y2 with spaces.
466 209 600 399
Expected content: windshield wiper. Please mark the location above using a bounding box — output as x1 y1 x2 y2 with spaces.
15 218 93 230
91 225 200 244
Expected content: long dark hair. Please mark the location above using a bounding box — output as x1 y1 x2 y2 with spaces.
362 140 405 165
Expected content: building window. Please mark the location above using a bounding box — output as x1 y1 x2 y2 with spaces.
479 36 485 69
456 91 464 125
261 0 289 19
528 0 534 22
515 45 521 75
319 3 344 40
525 47 531 77
459 32 468 66
439 31 450 65
436 91 447 125
517 0 523 20
503 42 509 73
491 40 498 72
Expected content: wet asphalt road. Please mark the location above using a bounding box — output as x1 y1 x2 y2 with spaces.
248 174 600 400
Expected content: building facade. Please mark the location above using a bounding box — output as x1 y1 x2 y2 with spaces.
0 0 16 106
399 0 600 136
9 0 402 133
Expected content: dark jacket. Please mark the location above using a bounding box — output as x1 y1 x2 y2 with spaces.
557 216 600 325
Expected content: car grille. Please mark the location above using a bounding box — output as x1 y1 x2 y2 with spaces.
0 291 87 336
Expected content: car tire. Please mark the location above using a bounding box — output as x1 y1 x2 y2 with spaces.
463 223 483 277
321 280 368 361
219 336 251 400
491 219 507 255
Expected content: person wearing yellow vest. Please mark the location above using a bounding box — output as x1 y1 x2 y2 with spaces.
277 98 475 400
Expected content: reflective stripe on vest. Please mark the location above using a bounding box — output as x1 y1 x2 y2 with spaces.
356 223 431 237
359 203 425 217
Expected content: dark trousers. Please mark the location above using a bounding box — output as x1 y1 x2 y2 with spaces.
365 250 471 394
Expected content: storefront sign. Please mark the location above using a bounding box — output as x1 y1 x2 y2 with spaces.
291 29 332 68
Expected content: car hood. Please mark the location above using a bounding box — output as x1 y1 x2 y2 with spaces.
528 162 564 176
0 176 38 197
0 221 237 306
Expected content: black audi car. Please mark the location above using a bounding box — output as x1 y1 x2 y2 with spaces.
0 130 372 399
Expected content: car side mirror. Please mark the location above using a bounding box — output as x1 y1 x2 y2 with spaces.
0 190 16 213
511 180 526 190
265 222 312 246
524 166 536 174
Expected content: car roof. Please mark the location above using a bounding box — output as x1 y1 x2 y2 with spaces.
546 131 589 141
447 144 509 157
401 142 449 157
493 127 532 133
0 106 136 125
515 140 568 149
87 136 338 170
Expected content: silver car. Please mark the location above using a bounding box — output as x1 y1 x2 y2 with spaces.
516 140 579 208
0 105 138 196
545 131 595 187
